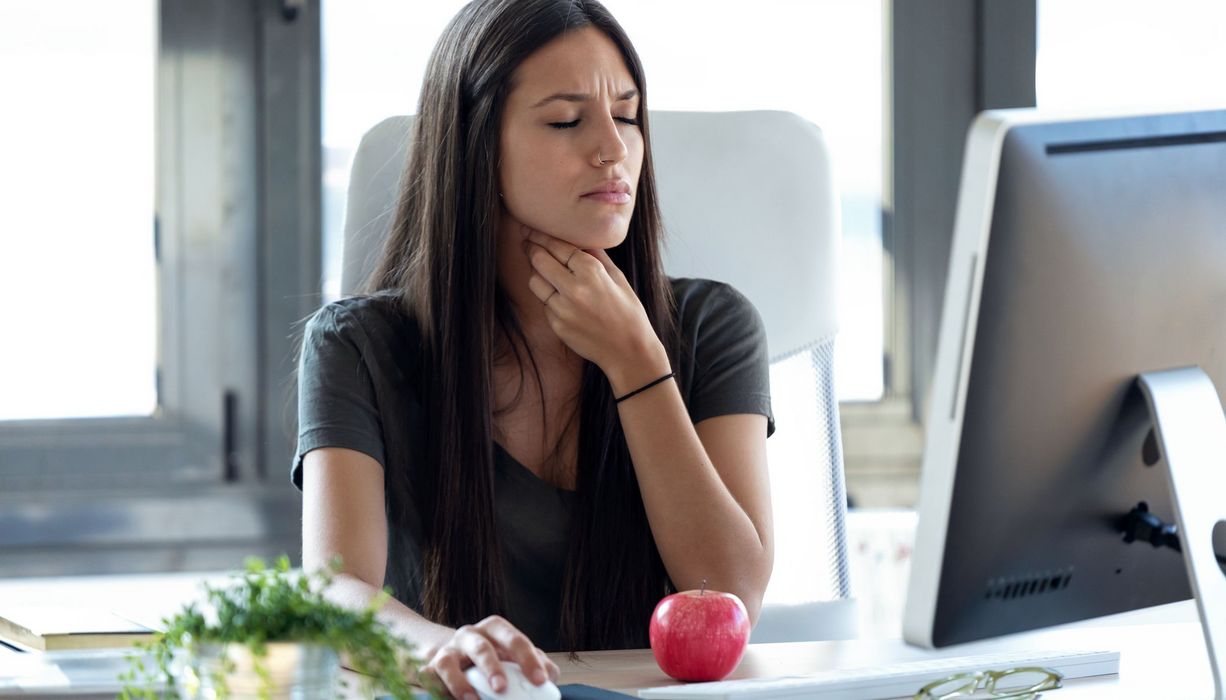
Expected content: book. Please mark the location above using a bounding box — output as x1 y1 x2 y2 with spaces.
0 605 154 651
0 648 150 695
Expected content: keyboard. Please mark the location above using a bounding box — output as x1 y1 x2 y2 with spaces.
636 649 1120 699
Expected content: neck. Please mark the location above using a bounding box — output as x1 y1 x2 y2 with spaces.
495 214 578 366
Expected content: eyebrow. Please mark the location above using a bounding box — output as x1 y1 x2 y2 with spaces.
530 89 640 108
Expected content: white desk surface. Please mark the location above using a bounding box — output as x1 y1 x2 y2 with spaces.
553 603 1209 697
0 571 236 632
0 572 1214 698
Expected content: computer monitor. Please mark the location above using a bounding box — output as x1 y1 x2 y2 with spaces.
903 107 1226 649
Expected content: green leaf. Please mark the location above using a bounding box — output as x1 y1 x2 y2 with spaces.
119 555 437 699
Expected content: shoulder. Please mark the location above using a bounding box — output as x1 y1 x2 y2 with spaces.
304 290 420 346
669 276 765 333
299 291 426 382
669 276 769 372
306 289 402 327
668 277 775 434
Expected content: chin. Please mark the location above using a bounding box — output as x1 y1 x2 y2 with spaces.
587 227 630 250
546 227 627 251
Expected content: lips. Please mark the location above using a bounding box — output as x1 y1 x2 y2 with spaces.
582 191 632 204
581 179 632 204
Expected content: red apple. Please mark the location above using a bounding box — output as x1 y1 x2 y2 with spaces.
649 580 751 682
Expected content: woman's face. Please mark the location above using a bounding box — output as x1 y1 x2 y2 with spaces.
498 26 644 250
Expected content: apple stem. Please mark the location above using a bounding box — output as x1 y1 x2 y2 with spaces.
701 578 708 596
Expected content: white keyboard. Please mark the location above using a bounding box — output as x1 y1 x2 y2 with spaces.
636 649 1120 699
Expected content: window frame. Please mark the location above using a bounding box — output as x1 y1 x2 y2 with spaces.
0 0 320 574
0 1 226 490
838 0 1036 508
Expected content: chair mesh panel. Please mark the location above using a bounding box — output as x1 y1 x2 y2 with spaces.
811 340 851 598
765 338 851 602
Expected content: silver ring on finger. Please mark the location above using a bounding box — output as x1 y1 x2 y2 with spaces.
544 289 559 306
564 249 578 270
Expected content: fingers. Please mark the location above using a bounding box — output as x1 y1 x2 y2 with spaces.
420 625 502 700
527 272 556 305
539 650 561 682
523 240 572 291
476 616 554 685
458 624 511 691
525 229 578 265
523 230 604 278
420 617 556 699
423 648 478 700
588 247 628 284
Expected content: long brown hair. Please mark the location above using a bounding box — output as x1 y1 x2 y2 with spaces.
366 0 679 653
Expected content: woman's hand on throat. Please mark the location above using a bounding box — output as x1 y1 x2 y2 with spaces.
520 227 670 395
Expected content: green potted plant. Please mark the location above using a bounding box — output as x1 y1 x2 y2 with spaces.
119 556 444 699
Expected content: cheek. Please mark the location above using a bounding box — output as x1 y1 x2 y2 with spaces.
502 138 567 203
626 131 646 181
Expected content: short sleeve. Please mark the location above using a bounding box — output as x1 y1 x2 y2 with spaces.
687 283 776 437
291 302 386 490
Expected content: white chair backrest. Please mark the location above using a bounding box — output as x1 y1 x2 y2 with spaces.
341 110 854 641
341 111 838 358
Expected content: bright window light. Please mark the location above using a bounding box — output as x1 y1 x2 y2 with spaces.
0 1 158 421
1037 0 1226 111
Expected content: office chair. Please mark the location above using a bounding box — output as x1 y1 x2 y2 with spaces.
340 110 856 642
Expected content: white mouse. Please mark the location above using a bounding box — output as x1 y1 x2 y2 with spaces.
463 661 561 700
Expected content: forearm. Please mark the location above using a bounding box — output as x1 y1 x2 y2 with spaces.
325 573 456 658
608 350 772 623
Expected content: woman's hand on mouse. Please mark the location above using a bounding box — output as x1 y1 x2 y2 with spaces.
522 227 671 396
418 615 559 699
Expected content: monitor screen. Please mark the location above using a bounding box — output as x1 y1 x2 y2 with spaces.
904 108 1226 648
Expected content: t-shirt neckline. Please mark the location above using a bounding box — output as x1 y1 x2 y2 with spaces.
493 442 578 496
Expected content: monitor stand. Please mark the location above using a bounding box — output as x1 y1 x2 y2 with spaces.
1138 367 1226 700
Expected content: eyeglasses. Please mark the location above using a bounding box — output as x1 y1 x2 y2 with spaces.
913 666 1064 700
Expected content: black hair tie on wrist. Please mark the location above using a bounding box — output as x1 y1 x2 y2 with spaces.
614 371 675 404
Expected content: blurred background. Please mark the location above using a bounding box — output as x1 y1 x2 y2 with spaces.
1 0 1223 638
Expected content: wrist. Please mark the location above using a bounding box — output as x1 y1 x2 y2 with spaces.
410 625 455 662
604 336 671 398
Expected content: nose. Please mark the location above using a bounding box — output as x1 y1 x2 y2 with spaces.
591 114 629 167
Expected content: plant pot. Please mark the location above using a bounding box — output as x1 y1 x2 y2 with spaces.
177 642 339 699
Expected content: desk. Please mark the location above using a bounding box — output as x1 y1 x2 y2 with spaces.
0 572 235 632
0 574 1214 698
547 601 1211 698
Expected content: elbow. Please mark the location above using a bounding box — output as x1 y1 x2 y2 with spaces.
303 548 383 591
743 581 766 629
745 596 763 629
743 545 774 630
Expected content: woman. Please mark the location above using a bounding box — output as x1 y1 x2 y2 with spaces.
294 1 775 697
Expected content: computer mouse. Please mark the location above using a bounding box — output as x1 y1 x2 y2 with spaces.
463 661 561 700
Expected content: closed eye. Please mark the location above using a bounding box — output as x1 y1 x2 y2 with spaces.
549 117 639 130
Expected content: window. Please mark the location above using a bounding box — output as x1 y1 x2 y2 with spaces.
1037 0 1226 111
0 1 266 489
0 1 157 421
0 2 314 576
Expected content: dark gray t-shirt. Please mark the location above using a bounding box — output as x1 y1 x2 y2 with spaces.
291 277 774 651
